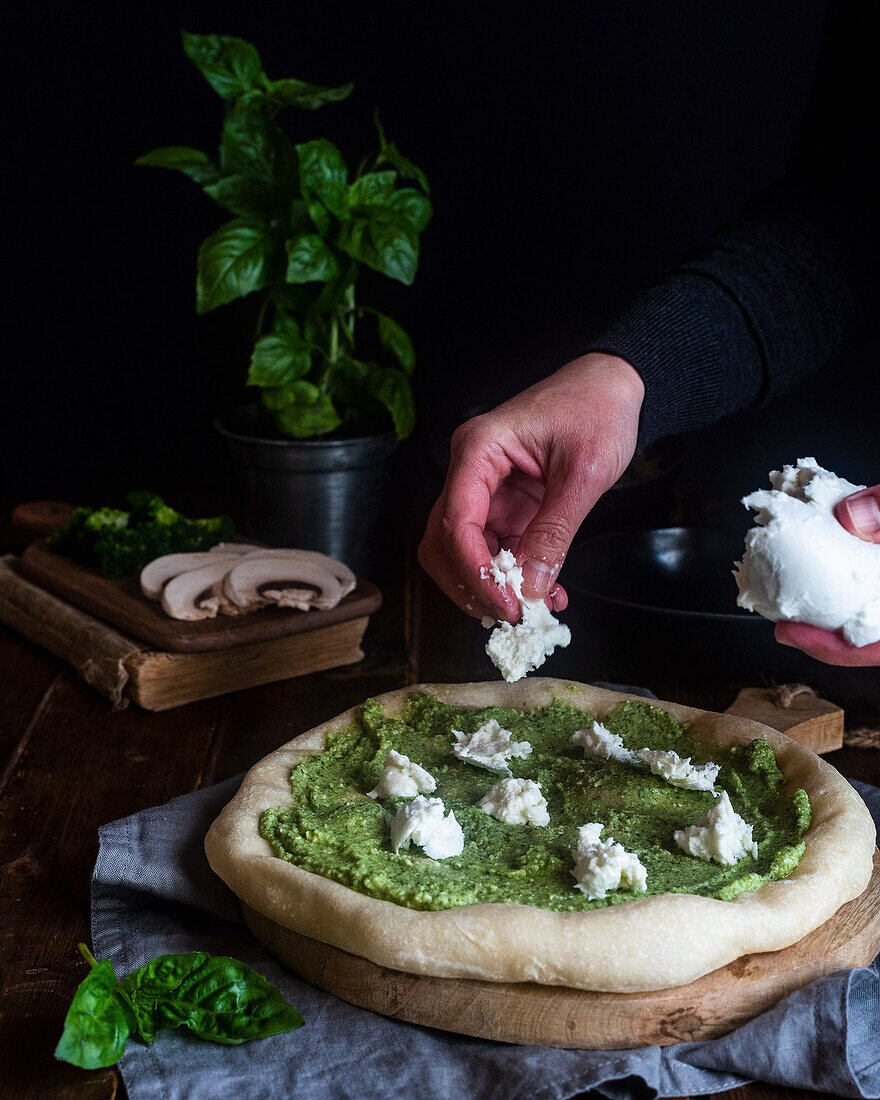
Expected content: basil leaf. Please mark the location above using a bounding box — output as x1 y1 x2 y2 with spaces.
55 957 134 1070
334 354 371 405
197 219 272 314
307 180 349 223
304 199 330 235
288 198 312 234
388 188 432 234
121 952 303 1045
348 171 396 208
312 259 358 312
339 354 368 376
274 313 302 340
271 282 315 317
261 385 296 411
262 78 353 112
203 174 276 222
296 137 347 187
274 393 341 437
182 33 265 100
261 379 321 410
373 111 430 195
57 946 304 1068
285 233 340 284
338 208 419 285
370 366 415 439
248 329 311 387
375 313 415 374
378 145 429 196
135 146 221 186
296 139 349 221
220 102 294 184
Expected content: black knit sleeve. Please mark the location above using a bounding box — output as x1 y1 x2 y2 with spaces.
587 5 877 451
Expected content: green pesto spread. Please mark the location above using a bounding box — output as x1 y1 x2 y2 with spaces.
260 694 811 912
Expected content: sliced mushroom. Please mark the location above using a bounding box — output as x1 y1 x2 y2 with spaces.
256 549 357 596
197 593 223 617
143 545 356 620
161 552 268 621
141 552 241 601
263 588 316 611
209 542 265 556
222 554 345 613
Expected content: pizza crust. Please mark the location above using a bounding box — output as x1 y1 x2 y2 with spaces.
204 679 876 992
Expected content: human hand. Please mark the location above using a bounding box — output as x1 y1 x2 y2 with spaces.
418 353 645 623
775 484 880 665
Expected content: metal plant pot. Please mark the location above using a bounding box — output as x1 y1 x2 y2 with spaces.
215 405 398 581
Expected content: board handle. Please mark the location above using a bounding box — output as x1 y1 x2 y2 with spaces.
9 501 75 546
725 685 843 755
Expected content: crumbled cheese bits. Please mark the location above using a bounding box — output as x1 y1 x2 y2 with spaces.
572 721 720 792
673 791 758 866
571 721 638 765
571 719 757 869
481 549 571 682
367 750 436 800
452 719 532 773
571 823 648 901
477 778 550 827
390 796 464 860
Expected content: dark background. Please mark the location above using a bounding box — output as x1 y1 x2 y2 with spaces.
4 0 877 524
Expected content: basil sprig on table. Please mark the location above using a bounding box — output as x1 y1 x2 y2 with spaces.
55 944 303 1069
138 32 431 441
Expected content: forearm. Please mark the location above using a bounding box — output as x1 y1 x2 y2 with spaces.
587 270 765 450
589 186 868 450
588 7 875 451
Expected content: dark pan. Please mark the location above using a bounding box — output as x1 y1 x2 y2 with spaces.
553 527 879 709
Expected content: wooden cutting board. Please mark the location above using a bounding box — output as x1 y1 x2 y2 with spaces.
20 539 382 653
242 849 880 1049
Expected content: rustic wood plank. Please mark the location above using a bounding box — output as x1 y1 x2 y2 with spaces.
0 673 221 1099
9 500 76 542
127 616 371 711
0 623 63 764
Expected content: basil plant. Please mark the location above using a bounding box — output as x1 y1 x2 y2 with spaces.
138 33 431 439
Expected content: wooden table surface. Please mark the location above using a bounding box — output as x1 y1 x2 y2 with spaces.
1 521 878 1100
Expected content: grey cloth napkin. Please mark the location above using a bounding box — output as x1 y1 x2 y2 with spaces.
91 689 880 1100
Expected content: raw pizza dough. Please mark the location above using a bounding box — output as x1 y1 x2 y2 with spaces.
204 680 876 992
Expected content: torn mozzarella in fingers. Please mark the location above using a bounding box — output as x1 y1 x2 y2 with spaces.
481 550 571 682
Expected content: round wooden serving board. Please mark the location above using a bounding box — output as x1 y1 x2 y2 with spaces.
242 849 880 1049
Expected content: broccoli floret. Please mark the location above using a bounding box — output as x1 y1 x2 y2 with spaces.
92 526 175 577
126 489 164 513
83 508 129 534
190 514 235 541
126 490 181 527
47 507 93 557
48 507 118 568
47 493 235 576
